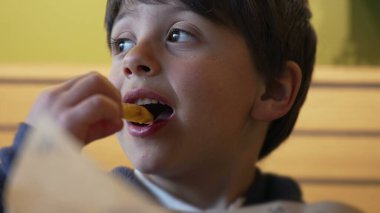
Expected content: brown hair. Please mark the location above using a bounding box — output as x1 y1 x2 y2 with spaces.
105 0 317 159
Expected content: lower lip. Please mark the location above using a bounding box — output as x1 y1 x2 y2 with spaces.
127 119 171 137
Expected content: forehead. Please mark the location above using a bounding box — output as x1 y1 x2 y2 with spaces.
115 0 188 21
122 0 186 12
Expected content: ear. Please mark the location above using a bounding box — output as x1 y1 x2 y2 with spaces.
251 61 302 121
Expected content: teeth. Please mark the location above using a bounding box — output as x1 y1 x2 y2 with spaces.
135 98 160 105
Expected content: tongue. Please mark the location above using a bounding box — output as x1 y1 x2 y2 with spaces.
143 104 173 122
155 110 172 121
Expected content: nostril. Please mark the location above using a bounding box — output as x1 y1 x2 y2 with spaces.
124 68 132 76
138 65 151 72
124 65 151 78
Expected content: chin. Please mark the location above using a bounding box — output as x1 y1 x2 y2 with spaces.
132 153 190 178
117 129 184 176
132 160 170 176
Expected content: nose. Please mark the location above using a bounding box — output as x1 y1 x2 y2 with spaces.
122 41 161 78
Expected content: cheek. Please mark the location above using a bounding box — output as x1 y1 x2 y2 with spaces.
170 58 257 126
172 58 257 105
108 62 124 89
169 61 216 104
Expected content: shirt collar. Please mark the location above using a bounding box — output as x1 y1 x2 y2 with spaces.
134 169 245 212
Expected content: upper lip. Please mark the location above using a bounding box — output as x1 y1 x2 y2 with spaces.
123 88 172 107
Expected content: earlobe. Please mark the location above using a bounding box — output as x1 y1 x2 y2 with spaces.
251 61 302 121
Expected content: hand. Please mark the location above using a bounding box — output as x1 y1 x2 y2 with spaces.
27 72 123 145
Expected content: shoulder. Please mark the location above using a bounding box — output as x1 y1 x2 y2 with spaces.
0 123 31 175
243 168 303 206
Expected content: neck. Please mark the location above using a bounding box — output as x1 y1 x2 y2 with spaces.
143 121 267 209
145 155 257 209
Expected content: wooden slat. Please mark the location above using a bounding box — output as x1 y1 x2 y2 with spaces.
0 85 46 124
295 88 380 131
0 64 109 79
258 136 380 180
0 131 132 171
312 65 380 83
301 184 379 212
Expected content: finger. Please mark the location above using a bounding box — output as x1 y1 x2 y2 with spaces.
39 72 92 105
26 72 105 126
53 72 93 93
60 72 122 110
85 119 123 143
58 94 123 143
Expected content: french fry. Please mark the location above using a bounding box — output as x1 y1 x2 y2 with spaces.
123 103 153 124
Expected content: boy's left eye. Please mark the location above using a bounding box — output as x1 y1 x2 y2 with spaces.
167 29 194 43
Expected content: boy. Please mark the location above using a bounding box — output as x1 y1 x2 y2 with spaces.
0 0 316 212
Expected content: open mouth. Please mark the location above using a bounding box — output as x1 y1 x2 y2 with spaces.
131 99 174 126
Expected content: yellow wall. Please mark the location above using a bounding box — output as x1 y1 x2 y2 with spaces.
0 0 110 64
0 0 379 65
310 0 350 64
310 0 380 65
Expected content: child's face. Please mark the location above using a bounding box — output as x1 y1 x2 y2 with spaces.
109 1 264 175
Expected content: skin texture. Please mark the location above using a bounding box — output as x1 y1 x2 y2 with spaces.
26 1 302 210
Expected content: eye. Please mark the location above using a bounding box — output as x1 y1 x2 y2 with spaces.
111 38 135 54
167 28 194 43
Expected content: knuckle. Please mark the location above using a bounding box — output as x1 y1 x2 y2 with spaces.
57 110 73 127
87 72 104 85
89 95 107 108
39 89 57 104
